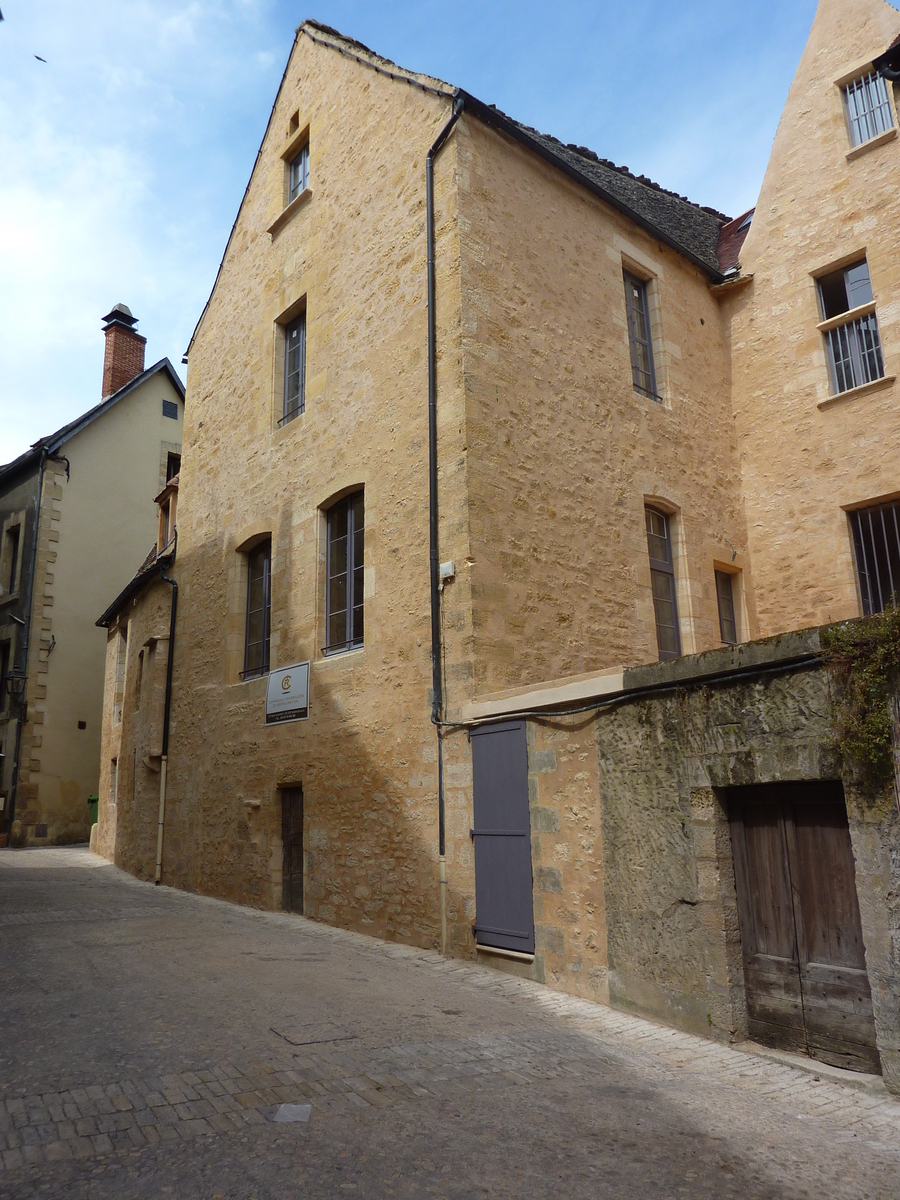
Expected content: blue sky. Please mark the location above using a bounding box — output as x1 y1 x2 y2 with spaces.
0 0 819 463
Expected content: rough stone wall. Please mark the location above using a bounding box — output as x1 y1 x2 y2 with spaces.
15 461 72 843
726 0 900 635
96 582 173 877
594 632 900 1091
163 31 465 943
448 116 752 700
0 464 41 830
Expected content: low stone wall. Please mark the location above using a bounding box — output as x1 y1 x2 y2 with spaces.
595 629 900 1092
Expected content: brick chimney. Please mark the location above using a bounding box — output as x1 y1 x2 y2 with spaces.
101 304 146 397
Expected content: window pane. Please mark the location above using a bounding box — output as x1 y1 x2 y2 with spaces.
845 262 874 309
715 570 737 644
244 540 270 676
624 272 656 398
650 570 680 657
850 502 900 615
326 491 364 651
645 507 672 566
329 572 347 617
283 315 306 421
818 269 849 320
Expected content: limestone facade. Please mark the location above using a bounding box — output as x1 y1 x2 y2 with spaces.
96 3 900 1086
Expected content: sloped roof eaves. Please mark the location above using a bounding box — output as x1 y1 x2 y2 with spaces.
0 358 185 487
460 94 726 280
96 544 172 628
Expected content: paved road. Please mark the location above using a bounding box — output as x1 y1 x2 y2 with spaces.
1 848 900 1199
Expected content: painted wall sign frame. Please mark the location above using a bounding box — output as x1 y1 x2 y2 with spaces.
265 661 310 724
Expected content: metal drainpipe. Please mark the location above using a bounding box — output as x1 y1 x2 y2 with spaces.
7 448 47 839
155 540 178 885
427 95 464 955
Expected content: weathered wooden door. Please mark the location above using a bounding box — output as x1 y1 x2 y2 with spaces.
728 782 879 1073
281 786 304 915
470 720 534 954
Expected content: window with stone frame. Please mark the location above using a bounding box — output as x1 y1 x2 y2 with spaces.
848 499 900 615
817 259 885 395
623 271 658 400
0 520 21 597
715 569 739 645
645 506 680 660
288 143 310 204
281 313 306 425
843 71 894 147
243 540 271 678
326 491 364 654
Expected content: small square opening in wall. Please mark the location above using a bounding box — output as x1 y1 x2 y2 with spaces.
162 399 179 420
77 720 86 730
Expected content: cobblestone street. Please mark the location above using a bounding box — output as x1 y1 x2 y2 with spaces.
1 847 899 1198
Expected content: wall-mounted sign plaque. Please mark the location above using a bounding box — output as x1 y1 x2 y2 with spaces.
265 662 310 725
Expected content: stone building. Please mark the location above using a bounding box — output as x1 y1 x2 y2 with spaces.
0 308 184 845
96 1 900 1089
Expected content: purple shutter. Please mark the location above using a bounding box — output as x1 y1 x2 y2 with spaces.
470 720 534 954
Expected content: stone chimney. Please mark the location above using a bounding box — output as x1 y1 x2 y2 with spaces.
101 304 146 397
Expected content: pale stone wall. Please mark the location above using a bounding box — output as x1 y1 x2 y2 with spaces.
164 30 464 938
16 372 184 845
726 0 900 635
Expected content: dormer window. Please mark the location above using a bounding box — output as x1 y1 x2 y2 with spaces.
289 144 309 204
844 71 894 147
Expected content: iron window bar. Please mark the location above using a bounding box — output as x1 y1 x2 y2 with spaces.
845 72 894 147
825 311 885 394
849 501 900 615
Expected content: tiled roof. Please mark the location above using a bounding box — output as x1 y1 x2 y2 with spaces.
715 208 754 274
468 99 728 277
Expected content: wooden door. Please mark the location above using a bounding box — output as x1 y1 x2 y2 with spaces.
728 782 879 1073
470 721 534 954
281 786 304 914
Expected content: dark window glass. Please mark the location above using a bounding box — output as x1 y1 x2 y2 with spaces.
4 525 20 594
326 491 364 653
166 453 181 482
715 570 738 644
243 540 271 678
289 144 309 203
645 506 680 661
0 640 10 710
624 272 657 400
849 501 900 615
282 314 306 425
